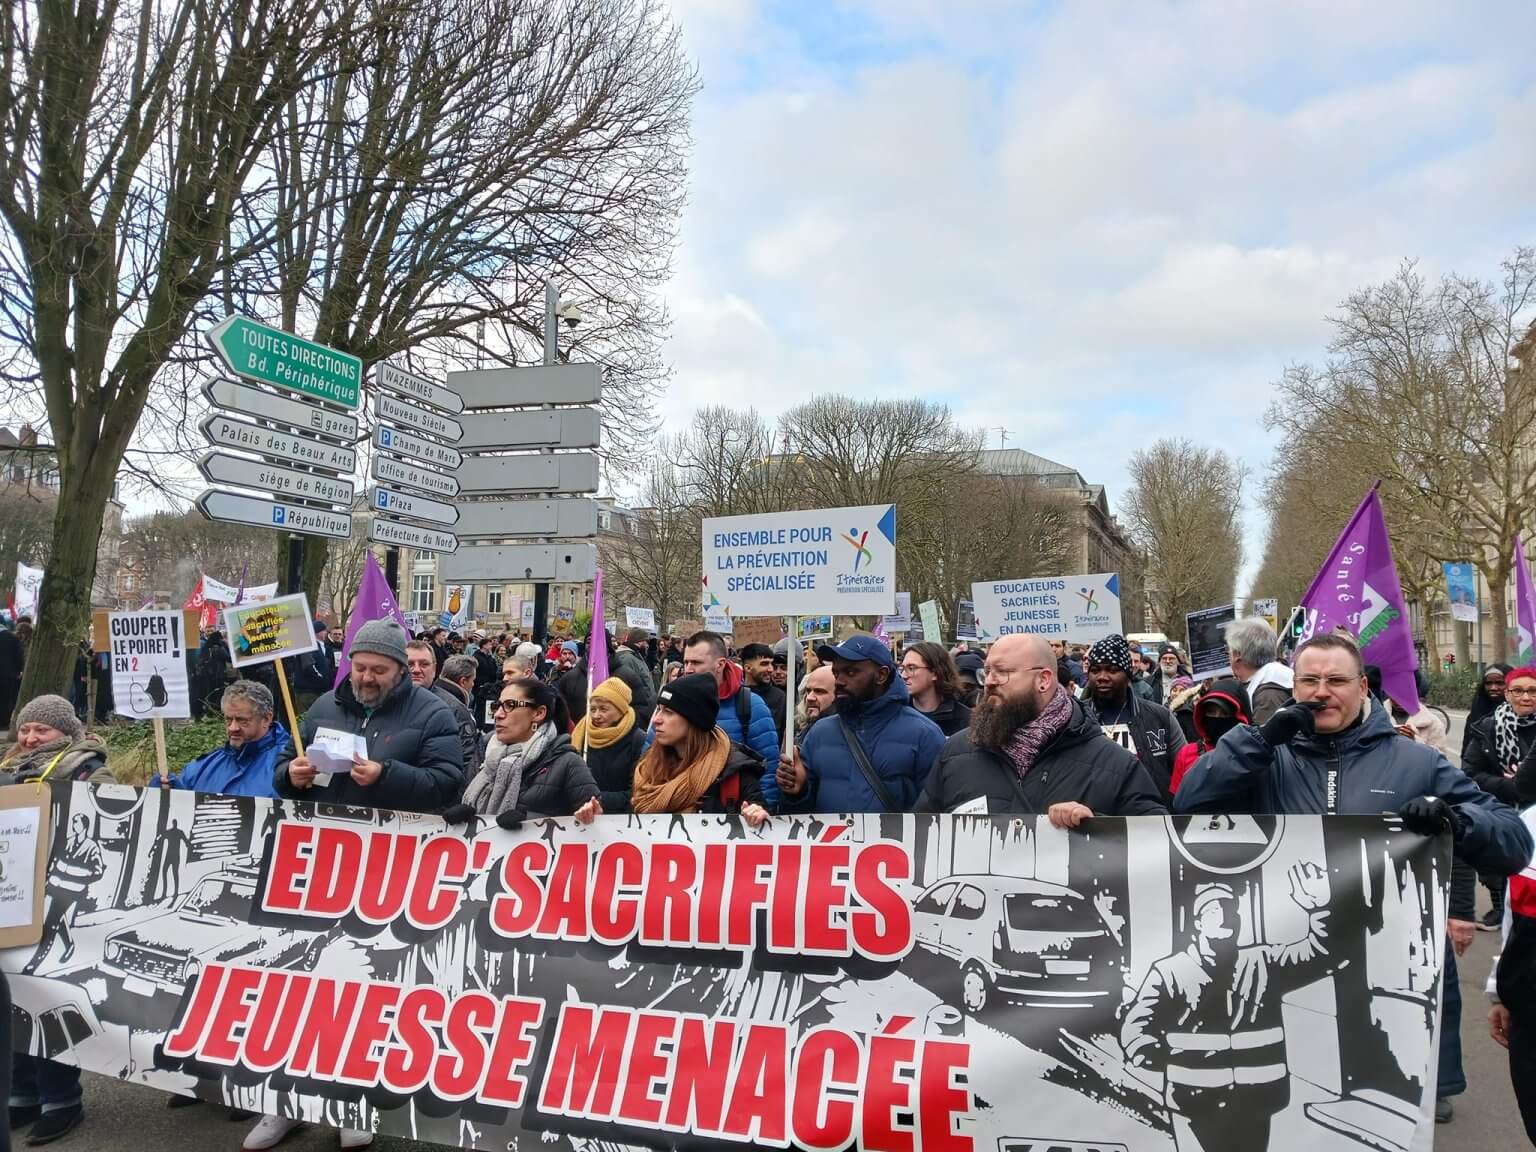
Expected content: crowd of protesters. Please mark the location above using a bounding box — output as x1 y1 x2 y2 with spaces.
2 603 1535 1147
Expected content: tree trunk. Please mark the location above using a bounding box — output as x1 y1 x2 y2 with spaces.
1488 582 1512 664
276 536 330 606
17 459 115 704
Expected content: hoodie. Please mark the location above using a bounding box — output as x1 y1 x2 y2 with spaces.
1169 677 1250 795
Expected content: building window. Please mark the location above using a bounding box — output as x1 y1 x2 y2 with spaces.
599 510 612 530
410 574 435 613
486 588 503 615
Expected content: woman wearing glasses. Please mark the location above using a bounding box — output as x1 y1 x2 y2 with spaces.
462 677 600 823
1464 666 1536 809
898 642 972 737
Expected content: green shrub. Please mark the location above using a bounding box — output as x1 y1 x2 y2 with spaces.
1422 667 1479 709
97 715 227 786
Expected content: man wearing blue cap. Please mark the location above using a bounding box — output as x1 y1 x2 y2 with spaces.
778 633 944 813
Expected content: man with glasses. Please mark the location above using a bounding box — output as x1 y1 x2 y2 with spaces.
1176 633 1530 871
918 633 1165 821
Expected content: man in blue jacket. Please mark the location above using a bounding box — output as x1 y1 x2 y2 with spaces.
155 680 286 797
1177 632 1532 877
645 631 783 808
778 634 944 813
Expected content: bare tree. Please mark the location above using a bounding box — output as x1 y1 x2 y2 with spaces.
1120 438 1247 637
0 0 361 700
1268 254 1536 659
118 511 282 602
672 406 786 517
317 528 374 627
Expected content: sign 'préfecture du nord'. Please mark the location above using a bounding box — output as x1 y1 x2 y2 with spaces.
206 316 362 411
700 504 897 617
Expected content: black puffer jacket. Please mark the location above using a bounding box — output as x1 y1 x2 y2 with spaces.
917 696 971 738
585 728 645 814
274 675 463 812
432 680 482 784
506 733 600 818
918 697 1167 815
1462 713 1536 806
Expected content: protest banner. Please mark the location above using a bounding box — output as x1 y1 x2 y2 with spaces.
3 784 1447 1152
1185 603 1237 679
955 598 979 643
0 785 50 949
520 601 535 631
550 606 576 637
797 614 832 640
1442 562 1479 625
880 591 913 634
970 573 1124 644
1251 597 1279 632
730 617 783 648
704 608 733 635
223 593 317 752
701 504 897 617
919 598 942 642
12 562 43 619
107 611 191 721
624 606 657 632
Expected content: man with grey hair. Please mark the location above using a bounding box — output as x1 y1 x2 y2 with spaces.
156 681 287 797
1224 616 1293 726
406 640 479 780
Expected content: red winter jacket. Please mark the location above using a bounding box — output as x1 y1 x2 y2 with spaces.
1169 678 1251 795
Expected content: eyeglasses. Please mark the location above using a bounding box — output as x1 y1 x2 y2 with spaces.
1507 687 1536 698
1294 675 1361 691
493 699 538 714
898 663 929 676
982 664 1051 685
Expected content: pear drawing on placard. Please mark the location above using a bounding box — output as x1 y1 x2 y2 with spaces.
447 588 462 615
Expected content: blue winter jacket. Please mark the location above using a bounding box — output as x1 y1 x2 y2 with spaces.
644 683 782 810
786 674 945 813
1176 700 1533 877
159 721 288 798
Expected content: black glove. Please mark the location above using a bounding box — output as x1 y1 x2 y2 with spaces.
495 806 528 831
1400 795 1455 837
1259 701 1322 747
441 803 476 826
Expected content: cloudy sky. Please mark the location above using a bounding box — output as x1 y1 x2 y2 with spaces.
660 0 1536 583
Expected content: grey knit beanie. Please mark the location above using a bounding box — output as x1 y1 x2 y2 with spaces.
349 619 409 668
15 695 83 740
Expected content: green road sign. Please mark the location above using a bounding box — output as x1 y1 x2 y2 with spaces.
206 316 362 411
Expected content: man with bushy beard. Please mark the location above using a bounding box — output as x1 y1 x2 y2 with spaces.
918 633 1166 824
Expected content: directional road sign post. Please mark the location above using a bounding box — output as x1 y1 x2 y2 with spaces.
206 316 362 410
374 425 462 471
454 453 598 495
456 497 597 540
369 519 459 554
371 455 460 500
370 485 459 527
374 391 464 443
199 452 355 506
204 378 358 441
202 414 357 474
197 490 352 540
376 363 465 414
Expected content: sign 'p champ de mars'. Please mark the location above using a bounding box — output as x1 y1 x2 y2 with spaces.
701 505 896 617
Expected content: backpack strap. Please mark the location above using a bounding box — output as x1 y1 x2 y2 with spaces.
836 717 897 812
735 686 754 731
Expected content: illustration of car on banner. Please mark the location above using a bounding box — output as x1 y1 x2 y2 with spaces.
100 859 336 999
9 975 117 1069
912 874 1117 1014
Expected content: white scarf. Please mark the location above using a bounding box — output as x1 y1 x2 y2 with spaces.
463 722 557 815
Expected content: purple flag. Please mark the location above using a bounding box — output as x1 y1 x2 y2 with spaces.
233 560 249 606
1515 534 1536 666
334 552 412 688
1299 486 1421 714
588 568 610 686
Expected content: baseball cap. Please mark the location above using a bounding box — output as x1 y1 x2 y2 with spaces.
814 634 896 670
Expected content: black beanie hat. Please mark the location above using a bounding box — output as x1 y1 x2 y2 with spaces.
657 672 720 732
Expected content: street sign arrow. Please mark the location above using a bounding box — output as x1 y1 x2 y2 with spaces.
455 406 599 452
368 518 458 554
205 316 362 410
376 362 464 414
374 424 462 470
448 363 602 410
202 414 357 474
203 378 358 441
370 454 461 499
370 484 459 527
455 497 597 539
199 452 355 506
197 489 352 540
373 391 463 443
454 452 597 495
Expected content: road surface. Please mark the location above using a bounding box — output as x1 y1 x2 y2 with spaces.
34 708 1536 1150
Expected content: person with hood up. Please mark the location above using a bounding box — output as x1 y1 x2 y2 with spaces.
1081 634 1187 803
918 634 1165 819
1466 663 1512 754
649 632 781 807
628 673 770 822
777 634 945 814
1168 678 1250 795
572 677 644 813
1176 633 1532 879
454 677 598 822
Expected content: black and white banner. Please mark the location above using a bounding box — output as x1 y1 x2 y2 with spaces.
3 782 1449 1152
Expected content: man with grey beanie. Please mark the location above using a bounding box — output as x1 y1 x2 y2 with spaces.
271 618 463 813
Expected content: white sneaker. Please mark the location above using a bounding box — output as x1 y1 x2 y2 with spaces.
243 1115 302 1151
339 1130 374 1150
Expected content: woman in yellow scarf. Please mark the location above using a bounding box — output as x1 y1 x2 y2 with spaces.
573 677 645 812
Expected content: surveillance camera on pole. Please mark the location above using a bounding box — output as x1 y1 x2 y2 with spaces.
556 300 585 329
